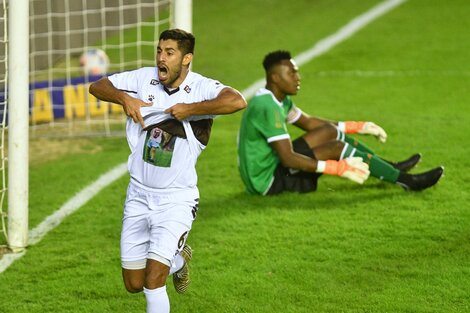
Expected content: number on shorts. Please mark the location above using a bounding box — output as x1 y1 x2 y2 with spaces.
178 231 188 249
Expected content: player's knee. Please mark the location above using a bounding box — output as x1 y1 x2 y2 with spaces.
145 254 171 289
312 123 340 141
122 262 146 293
124 280 144 293
325 123 340 138
304 123 338 147
122 273 145 293
333 140 346 157
313 140 345 160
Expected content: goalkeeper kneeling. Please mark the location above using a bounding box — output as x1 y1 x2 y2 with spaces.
237 50 444 195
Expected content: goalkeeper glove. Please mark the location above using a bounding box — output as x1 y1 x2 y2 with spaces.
338 121 387 143
316 157 370 184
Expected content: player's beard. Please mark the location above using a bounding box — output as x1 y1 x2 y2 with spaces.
158 63 183 88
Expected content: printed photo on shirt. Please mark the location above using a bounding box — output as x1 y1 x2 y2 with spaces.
143 126 177 167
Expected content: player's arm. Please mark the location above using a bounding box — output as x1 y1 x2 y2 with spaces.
295 112 388 143
165 87 247 121
270 139 369 184
270 138 319 172
294 113 336 131
89 77 151 128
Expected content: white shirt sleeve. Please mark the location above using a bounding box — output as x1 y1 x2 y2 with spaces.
201 78 226 99
108 69 140 93
187 77 228 121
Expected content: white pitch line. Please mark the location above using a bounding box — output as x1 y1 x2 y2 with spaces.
241 0 407 99
0 0 407 274
312 69 470 77
0 163 128 273
28 163 128 246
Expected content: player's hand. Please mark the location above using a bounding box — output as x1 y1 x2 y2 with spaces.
323 157 370 184
122 98 152 128
165 103 191 121
341 121 387 143
358 122 387 143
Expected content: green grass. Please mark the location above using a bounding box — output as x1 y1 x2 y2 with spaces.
2 0 470 312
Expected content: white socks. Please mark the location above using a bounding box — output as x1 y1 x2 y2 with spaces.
142 253 185 312
144 286 170 313
169 253 184 275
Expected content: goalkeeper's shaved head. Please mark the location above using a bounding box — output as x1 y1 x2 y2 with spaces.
263 50 292 72
262 50 300 97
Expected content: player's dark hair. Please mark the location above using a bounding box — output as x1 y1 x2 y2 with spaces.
159 29 195 55
263 50 292 71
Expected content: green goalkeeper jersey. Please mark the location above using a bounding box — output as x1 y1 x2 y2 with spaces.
238 88 302 194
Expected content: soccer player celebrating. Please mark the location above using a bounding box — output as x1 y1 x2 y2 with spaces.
237 50 443 195
89 29 246 312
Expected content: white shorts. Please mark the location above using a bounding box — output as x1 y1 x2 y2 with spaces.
120 182 199 270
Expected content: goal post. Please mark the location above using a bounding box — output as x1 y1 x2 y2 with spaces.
7 0 29 251
0 0 193 252
172 0 192 32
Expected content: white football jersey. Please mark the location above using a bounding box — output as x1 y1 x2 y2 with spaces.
108 67 227 192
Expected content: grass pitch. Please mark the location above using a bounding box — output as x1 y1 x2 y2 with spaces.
1 0 470 312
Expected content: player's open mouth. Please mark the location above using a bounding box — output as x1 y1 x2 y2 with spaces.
158 65 168 81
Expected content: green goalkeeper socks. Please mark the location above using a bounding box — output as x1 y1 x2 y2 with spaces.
342 144 400 183
343 135 375 155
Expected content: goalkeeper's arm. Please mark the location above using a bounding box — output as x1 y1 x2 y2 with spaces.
270 139 370 184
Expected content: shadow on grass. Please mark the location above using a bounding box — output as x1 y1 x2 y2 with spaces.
199 180 408 221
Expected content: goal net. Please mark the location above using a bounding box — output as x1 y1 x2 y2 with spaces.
0 0 191 250
29 0 172 138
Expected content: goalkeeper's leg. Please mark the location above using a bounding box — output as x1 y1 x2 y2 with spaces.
303 123 387 156
338 132 375 155
310 140 443 190
340 143 400 183
312 141 400 183
338 130 420 172
301 123 338 148
341 143 444 190
302 125 420 173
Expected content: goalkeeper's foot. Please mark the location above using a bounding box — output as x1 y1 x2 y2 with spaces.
396 166 444 191
173 245 192 294
391 153 422 172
